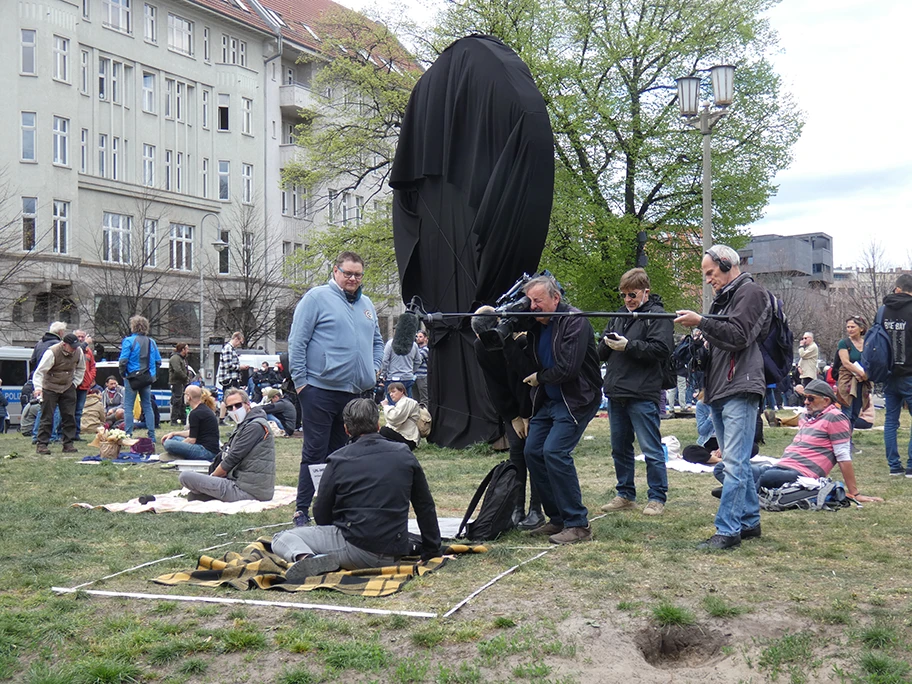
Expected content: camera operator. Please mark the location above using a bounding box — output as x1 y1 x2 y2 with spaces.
598 268 673 517
472 306 544 530
520 275 601 544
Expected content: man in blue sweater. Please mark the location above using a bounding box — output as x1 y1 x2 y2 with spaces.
288 251 384 526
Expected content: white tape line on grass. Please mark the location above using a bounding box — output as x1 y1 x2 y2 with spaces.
51 587 438 619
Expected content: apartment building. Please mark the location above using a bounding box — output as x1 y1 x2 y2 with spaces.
738 232 835 289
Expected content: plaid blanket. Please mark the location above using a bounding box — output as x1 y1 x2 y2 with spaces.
152 538 487 597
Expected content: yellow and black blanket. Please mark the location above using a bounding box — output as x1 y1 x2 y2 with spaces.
153 538 487 597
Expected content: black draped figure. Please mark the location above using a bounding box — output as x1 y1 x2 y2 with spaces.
390 35 554 448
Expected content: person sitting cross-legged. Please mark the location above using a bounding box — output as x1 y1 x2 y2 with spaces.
261 388 297 437
160 386 220 462
272 398 441 583
379 382 421 450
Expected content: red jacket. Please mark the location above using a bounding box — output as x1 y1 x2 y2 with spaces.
78 347 97 390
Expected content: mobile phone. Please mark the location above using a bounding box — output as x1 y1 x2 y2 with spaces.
605 332 620 340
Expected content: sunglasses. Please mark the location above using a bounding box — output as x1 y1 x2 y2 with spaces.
802 395 820 403
337 267 364 281
225 402 244 410
620 291 641 299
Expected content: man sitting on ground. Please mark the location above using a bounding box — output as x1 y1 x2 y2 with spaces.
713 380 882 504
272 398 440 583
379 382 421 450
160 386 220 462
261 388 297 436
178 389 275 502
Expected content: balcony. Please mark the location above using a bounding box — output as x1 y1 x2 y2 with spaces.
279 83 316 116
279 144 300 168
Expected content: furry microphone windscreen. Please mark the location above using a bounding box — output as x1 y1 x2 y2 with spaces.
470 306 499 336
392 310 421 356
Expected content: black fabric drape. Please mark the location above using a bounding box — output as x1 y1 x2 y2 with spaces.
390 35 554 448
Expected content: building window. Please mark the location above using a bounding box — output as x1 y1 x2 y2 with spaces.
217 94 229 131
142 72 155 112
21 112 36 162
97 134 107 177
218 160 229 200
53 116 69 165
21 30 37 75
283 122 295 144
241 97 252 134
112 137 120 180
98 57 108 99
241 231 253 276
167 13 193 55
83 0 90 19
54 36 70 81
111 61 121 103
281 188 289 215
340 192 350 224
22 197 37 251
201 157 209 198
169 223 193 270
354 195 364 225
103 212 132 264
241 163 252 203
102 0 131 33
218 230 230 274
80 129 88 172
142 144 154 186
175 82 186 121
164 78 173 117
176 152 183 192
203 27 210 61
201 89 209 128
164 149 172 190
143 3 156 41
53 200 69 254
80 50 89 93
239 41 246 67
294 185 308 219
144 219 157 267
328 189 337 223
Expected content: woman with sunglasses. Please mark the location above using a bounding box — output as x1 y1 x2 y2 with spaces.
835 316 872 439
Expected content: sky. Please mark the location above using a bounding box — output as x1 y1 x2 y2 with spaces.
339 0 912 270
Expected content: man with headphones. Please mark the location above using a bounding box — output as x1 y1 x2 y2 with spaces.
675 245 772 549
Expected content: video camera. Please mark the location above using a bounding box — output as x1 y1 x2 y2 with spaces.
476 271 558 352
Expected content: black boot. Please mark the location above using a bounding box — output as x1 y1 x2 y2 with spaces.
517 508 545 531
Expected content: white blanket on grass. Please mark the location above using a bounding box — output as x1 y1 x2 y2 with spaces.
634 453 780 474
73 485 297 514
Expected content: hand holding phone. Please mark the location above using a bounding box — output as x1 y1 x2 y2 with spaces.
604 332 620 341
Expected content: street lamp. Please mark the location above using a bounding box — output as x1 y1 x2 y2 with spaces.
198 212 222 382
676 64 736 313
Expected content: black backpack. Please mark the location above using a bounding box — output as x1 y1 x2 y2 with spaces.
457 461 520 541
759 479 851 512
861 306 894 383
760 291 794 385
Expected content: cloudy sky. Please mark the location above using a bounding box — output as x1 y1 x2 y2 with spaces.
341 0 912 269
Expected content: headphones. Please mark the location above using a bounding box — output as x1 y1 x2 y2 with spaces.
705 248 732 273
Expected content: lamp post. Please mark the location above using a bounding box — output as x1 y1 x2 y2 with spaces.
198 213 221 382
675 64 736 313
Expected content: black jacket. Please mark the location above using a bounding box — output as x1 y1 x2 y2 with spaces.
313 432 441 559
882 292 912 377
474 336 535 421
598 294 674 403
30 332 62 374
525 301 602 421
262 396 297 435
699 273 771 403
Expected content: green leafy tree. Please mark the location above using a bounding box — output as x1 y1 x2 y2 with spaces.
432 0 804 312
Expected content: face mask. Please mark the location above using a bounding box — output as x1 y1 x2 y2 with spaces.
228 406 248 423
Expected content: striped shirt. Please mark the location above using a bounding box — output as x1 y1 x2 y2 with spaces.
415 345 429 379
778 403 851 478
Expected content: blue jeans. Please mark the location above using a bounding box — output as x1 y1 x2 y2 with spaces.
295 385 358 515
162 435 217 461
608 398 668 503
884 375 912 473
74 389 87 438
714 462 801 490
123 383 155 441
524 398 597 528
32 406 61 442
710 393 761 537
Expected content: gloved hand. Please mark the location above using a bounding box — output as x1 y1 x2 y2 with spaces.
511 416 528 439
523 373 539 387
606 334 629 351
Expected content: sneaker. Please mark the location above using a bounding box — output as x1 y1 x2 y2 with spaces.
697 533 741 550
292 510 310 527
642 501 665 516
740 524 761 540
889 470 904 476
285 554 340 584
906 473 912 479
158 452 177 462
36 444 51 455
527 521 563 537
549 525 592 545
62 444 79 454
600 496 636 512
516 509 545 531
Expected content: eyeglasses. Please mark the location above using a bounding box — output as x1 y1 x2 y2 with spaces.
225 402 244 410
620 291 641 299
337 267 364 281
802 395 819 404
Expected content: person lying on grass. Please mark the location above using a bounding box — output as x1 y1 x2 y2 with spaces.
713 379 883 504
272 398 440 584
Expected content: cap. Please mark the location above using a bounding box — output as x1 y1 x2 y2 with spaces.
803 379 836 403
62 333 80 346
263 388 283 400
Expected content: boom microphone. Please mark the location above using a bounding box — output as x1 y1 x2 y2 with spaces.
392 309 421 356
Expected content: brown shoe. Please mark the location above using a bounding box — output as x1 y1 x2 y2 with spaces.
549 525 592 545
36 444 51 455
527 522 563 537
62 444 79 454
600 496 636 512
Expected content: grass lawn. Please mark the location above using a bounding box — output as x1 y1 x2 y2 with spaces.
1 407 911 684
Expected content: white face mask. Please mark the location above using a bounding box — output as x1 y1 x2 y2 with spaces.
228 406 248 423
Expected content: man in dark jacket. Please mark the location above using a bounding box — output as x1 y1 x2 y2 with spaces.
882 273 912 476
598 268 674 517
272 398 440 582
262 388 297 436
676 245 771 549
520 275 601 545
169 343 190 425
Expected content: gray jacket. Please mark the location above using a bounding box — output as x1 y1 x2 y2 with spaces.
698 273 771 404
380 340 421 382
221 405 275 501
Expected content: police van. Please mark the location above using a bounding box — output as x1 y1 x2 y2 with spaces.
0 347 34 425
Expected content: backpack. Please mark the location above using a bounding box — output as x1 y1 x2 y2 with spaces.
861 306 893 383
457 461 520 541
831 339 847 376
760 291 794 385
416 404 432 438
759 478 851 512
660 356 678 390
672 335 694 372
